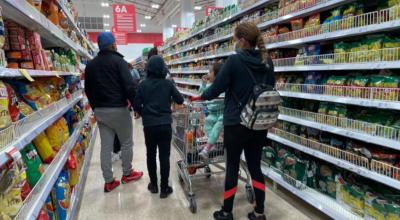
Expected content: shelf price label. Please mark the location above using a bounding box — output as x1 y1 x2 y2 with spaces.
18 69 34 82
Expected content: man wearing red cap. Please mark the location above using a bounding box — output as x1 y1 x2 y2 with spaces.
85 32 143 192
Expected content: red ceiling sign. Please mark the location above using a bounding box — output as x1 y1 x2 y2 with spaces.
113 4 136 32
205 6 223 16
113 32 127 45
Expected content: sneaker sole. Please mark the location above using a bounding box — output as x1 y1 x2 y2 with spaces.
121 174 144 184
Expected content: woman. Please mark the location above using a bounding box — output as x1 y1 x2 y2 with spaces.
193 22 275 220
134 55 184 199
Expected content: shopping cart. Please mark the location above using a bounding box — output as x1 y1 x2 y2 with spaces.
172 101 255 213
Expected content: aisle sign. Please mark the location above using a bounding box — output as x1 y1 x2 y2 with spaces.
113 32 127 45
113 4 136 32
205 6 223 16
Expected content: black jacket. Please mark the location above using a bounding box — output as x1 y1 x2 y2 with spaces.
201 49 275 126
84 50 136 109
134 55 184 127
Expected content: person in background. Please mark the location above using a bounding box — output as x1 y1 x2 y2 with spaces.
192 22 275 220
134 55 184 199
129 63 141 84
147 46 158 60
197 62 224 159
85 32 143 193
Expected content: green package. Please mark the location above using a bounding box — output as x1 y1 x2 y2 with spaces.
21 143 43 187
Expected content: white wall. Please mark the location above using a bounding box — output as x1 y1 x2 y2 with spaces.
117 43 154 62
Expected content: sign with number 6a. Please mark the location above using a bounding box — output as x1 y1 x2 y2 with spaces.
113 4 136 32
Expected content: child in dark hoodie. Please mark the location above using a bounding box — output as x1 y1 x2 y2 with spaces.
134 55 184 198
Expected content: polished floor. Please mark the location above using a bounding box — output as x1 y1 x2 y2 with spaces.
77 120 322 220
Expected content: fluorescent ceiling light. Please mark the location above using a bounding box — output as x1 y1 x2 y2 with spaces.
137 29 142 33
104 23 110 27
194 6 202 10
145 16 152 19
103 14 110 18
105 29 111 32
172 24 177 28
151 4 160 9
101 2 109 7
140 24 146 27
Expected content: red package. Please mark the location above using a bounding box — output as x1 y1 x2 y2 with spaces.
21 49 33 61
41 49 50 71
37 208 51 220
5 83 21 122
26 31 42 52
3 27 10 51
32 50 46 70
21 180 31 201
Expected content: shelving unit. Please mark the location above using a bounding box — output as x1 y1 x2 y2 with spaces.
162 0 400 218
0 67 80 78
15 114 90 220
0 91 82 166
0 0 93 59
67 125 97 220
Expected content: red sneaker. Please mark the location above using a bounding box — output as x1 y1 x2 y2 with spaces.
104 179 120 193
121 170 143 184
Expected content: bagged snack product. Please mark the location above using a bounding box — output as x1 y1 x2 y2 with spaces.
45 195 56 220
45 122 64 152
0 80 12 130
11 81 52 110
33 132 55 163
54 117 70 143
67 151 79 188
334 42 348 63
262 146 276 166
51 170 70 220
316 164 336 198
37 207 51 220
290 18 303 31
20 143 44 187
5 83 21 122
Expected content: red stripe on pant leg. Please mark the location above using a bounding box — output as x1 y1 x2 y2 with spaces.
224 186 238 200
252 180 265 192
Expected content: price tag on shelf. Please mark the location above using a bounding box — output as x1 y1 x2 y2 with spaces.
54 71 60 78
18 69 35 82
6 146 22 161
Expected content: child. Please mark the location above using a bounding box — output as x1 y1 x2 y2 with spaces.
198 62 225 159
134 55 184 198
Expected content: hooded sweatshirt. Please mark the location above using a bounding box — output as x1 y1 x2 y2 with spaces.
201 49 275 126
134 55 184 127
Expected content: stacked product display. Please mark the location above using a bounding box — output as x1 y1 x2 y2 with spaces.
0 1 96 220
162 0 400 219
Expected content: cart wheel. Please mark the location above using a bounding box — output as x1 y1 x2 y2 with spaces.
189 195 197 213
205 165 211 178
246 185 255 204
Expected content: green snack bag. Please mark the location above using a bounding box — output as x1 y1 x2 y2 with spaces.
20 143 44 187
262 146 276 166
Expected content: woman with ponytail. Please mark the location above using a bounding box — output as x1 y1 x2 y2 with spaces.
194 22 275 220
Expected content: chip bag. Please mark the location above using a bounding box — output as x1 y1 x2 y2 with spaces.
45 195 56 220
52 170 70 220
33 132 55 163
45 122 64 152
11 81 52 110
67 151 79 188
4 83 21 122
20 143 44 187
37 207 51 220
0 80 12 130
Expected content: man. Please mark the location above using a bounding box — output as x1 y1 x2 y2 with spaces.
85 32 143 192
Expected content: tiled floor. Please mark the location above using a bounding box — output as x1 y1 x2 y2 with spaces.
77 120 321 220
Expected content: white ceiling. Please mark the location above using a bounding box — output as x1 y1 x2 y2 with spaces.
72 0 215 33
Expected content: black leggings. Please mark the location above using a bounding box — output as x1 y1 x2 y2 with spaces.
144 125 172 189
223 125 266 214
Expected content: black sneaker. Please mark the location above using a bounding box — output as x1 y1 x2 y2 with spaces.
213 209 233 220
160 186 173 199
148 183 158 194
248 211 266 220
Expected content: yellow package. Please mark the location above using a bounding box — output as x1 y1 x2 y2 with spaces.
45 123 64 152
55 118 69 143
33 132 55 163
0 81 12 130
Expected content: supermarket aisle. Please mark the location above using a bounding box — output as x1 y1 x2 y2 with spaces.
77 119 313 220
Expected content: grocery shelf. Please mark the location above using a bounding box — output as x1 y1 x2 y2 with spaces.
273 48 400 72
67 125 97 220
259 164 362 220
167 49 235 65
266 7 400 49
276 83 400 110
0 0 93 59
56 0 96 52
0 67 80 78
178 89 200 97
267 129 400 190
258 0 350 30
174 79 203 86
278 107 400 150
15 114 90 220
0 91 83 166
164 32 233 57
169 69 209 74
162 0 274 50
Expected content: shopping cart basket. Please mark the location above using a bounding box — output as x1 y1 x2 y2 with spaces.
172 101 255 213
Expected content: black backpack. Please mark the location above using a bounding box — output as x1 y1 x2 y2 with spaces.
233 63 281 130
